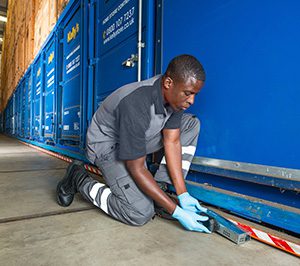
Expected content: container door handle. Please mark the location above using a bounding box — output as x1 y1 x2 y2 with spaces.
122 54 138 68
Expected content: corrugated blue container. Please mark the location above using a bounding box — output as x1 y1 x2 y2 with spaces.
57 0 83 146
0 112 2 133
159 0 300 233
0 112 2 132
20 78 26 138
32 55 44 141
12 91 17 136
24 69 33 139
161 0 300 170
43 36 57 143
92 0 155 111
14 85 20 136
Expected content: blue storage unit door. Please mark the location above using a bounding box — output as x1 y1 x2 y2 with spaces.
0 112 2 132
9 99 13 134
6 100 10 134
6 100 10 133
9 99 13 135
12 93 16 135
4 102 8 133
20 80 26 137
160 0 300 234
59 3 82 145
44 37 57 142
14 86 20 136
17 85 22 137
161 0 300 170
25 70 33 139
92 0 155 109
33 56 44 141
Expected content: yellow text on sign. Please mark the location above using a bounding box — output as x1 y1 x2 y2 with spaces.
67 23 80 43
48 52 54 64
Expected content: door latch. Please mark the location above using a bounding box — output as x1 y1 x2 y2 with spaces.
122 54 138 68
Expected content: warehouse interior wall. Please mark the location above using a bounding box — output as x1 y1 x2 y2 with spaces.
0 0 69 112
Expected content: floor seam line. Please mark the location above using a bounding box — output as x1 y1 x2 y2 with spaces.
0 207 94 224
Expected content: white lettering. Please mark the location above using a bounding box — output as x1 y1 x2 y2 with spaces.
103 17 134 45
66 55 80 74
47 68 55 77
66 45 80 60
102 0 130 25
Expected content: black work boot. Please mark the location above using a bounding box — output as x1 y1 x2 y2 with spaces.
56 160 85 207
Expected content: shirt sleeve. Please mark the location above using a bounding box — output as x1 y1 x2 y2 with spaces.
116 98 150 160
164 110 184 129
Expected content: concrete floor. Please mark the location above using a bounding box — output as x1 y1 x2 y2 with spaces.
0 134 299 266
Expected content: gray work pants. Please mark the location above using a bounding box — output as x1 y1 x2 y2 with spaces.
79 114 200 226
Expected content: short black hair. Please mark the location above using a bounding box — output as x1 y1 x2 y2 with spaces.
164 54 206 83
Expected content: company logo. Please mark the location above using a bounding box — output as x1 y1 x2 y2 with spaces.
67 23 80 43
48 51 54 64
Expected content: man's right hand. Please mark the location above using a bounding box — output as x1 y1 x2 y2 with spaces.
172 206 211 233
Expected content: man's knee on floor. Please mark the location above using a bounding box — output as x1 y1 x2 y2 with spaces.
126 204 155 226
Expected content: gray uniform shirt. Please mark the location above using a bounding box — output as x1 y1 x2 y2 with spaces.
86 75 183 163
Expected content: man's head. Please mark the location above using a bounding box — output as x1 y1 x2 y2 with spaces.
162 55 205 111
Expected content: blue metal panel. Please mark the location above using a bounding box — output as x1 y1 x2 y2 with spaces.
32 55 44 141
44 36 57 142
59 3 82 144
18 84 23 137
143 0 155 79
20 79 26 138
160 0 300 234
11 97 14 135
12 93 16 135
7 99 12 134
169 181 300 234
5 100 9 133
95 0 139 107
15 136 87 163
190 163 300 192
0 112 2 132
15 86 20 136
24 70 31 138
10 97 14 135
161 0 300 170
80 0 89 149
25 69 33 139
86 0 96 124
94 0 155 109
188 171 300 209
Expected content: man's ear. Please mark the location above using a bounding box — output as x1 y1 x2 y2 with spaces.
163 77 173 90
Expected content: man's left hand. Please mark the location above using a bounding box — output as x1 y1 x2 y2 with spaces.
178 192 207 213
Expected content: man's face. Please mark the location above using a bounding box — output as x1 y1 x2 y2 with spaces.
163 77 204 111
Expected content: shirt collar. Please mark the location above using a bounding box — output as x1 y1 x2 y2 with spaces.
152 75 166 115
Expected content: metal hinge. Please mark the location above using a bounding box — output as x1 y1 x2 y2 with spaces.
89 58 99 66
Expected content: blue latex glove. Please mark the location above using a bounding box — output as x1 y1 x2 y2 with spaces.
172 206 211 233
178 192 207 213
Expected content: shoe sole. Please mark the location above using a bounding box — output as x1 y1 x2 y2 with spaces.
56 160 84 207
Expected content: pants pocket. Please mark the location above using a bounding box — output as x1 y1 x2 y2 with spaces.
117 176 144 205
